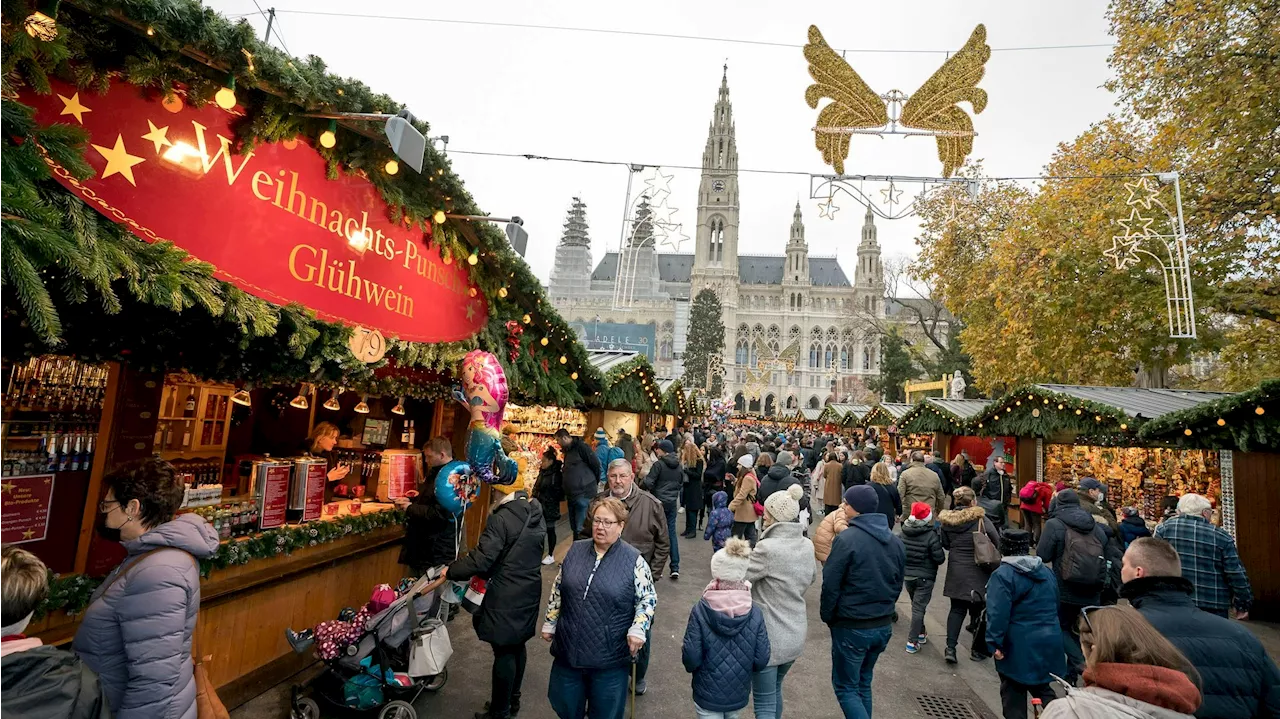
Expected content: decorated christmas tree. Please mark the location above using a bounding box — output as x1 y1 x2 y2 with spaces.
683 289 725 396
560 197 590 247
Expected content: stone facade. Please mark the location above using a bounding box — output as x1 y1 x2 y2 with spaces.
548 68 941 414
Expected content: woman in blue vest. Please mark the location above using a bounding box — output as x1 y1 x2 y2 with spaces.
542 496 657 719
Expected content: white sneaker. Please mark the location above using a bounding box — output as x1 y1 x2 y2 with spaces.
541 555 555 565
678 507 685 514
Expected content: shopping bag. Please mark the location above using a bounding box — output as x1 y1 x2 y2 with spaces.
408 618 453 677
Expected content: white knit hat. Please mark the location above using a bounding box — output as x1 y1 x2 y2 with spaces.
764 484 804 523
711 538 752 582
737 454 755 469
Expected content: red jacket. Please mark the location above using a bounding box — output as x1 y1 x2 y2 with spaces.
1018 481 1053 514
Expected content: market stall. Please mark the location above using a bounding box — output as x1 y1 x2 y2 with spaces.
858 402 915 454
583 349 663 441
896 398 994 463
818 403 866 434
1 1 600 706
1135 380 1280 619
972 384 1231 530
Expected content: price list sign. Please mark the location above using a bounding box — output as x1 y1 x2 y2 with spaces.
386 454 417 499
259 465 292 529
1 474 55 544
302 462 327 522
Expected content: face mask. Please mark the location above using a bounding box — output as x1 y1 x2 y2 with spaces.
96 523 123 543
1 611 34 637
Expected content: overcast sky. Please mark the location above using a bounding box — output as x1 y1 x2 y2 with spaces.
208 1 1118 285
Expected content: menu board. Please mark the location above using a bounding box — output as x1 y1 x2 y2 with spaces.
1 474 55 544
302 462 327 522
385 453 416 499
259 464 291 529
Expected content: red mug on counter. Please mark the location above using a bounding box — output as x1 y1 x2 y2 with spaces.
324 503 340 516
349 499 363 514
352 485 365 498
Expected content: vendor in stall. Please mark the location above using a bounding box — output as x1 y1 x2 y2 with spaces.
301 421 352 501
394 437 459 576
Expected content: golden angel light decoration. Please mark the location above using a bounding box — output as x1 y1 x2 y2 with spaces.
803 24 990 177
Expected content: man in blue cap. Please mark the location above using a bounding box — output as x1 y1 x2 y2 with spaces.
821 485 905 719
1077 477 1118 535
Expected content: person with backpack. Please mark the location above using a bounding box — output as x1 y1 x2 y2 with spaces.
901 502 945 654
938 486 1001 664
972 457 1013 529
1017 478 1054 545
642 439 685 580
1035 488 1123 684
983 529 1066 719
1116 507 1152 548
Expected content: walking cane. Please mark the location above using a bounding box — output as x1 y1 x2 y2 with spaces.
630 653 638 718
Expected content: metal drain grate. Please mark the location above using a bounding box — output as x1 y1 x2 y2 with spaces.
916 694 983 719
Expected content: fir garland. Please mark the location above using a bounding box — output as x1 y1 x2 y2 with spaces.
35 509 407 618
1136 379 1279 452
1 0 600 410
597 356 662 413
972 385 1133 438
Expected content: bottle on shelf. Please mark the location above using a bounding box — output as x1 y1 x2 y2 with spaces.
183 388 197 418
407 420 415 447
180 421 192 449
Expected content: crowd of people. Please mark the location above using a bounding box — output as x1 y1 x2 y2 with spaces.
3 425 1276 719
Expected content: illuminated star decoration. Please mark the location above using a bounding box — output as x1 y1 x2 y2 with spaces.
91 135 146 186
643 167 675 202
880 180 903 209
658 222 690 252
141 120 173 154
1104 235 1143 270
1123 177 1160 211
58 92 92 124
1116 207 1155 240
817 195 839 220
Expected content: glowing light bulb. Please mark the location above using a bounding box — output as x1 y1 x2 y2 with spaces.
391 396 406 415
354 395 370 414
231 388 252 406
571 372 578 380
319 120 337 148
323 390 342 411
1256 406 1266 416
215 78 237 110
384 159 399 175
434 210 447 224
1184 428 1192 436
522 314 531 324
1216 418 1226 426
498 287 508 298
560 356 567 364
467 252 478 265
540 337 548 346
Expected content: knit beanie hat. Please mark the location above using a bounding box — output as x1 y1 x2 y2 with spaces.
1121 506 1139 518
910 502 933 522
738 454 755 470
999 528 1032 556
764 484 804 523
843 485 878 514
711 538 752 582
656 439 675 454
594 428 607 442
776 450 795 467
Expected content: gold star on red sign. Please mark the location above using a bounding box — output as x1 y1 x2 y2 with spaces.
91 135 146 186
141 120 172 154
465 301 477 321
58 92 92 124
22 529 37 540
0 481 14 493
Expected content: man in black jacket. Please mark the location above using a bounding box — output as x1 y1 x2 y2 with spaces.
440 488 546 719
1120 538 1280 719
396 437 461 574
556 428 601 540
924 451 954 502
1035 489 1123 683
642 439 684 579
842 450 871 491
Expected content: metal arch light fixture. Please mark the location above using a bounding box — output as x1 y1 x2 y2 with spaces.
1103 172 1197 339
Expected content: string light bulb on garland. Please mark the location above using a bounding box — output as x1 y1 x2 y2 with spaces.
434 210 446 224
468 287 477 298
1257 406 1266 416
522 314 531 324
1217 418 1226 426
1058 404 1064 410
146 26 155 36
559 356 567 364
384 159 399 175
571 372 578 380
1075 409 1082 415
498 287 508 298
24 1 59 41
467 251 478 265
319 120 337 148
540 337 548 347
354 395 370 414
214 75 237 109
1120 423 1128 430
1184 428 1193 436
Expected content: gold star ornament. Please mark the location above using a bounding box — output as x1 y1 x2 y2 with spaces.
22 529 37 540
91 135 146 186
58 92 92 124
142 120 173 154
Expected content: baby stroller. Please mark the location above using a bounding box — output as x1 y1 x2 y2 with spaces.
290 572 450 719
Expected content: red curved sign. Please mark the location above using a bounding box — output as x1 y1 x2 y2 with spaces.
22 80 487 343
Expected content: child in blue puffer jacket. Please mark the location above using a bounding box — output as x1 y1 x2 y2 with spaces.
682 538 771 718
703 489 734 551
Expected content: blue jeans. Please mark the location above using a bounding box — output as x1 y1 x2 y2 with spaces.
830 624 892 719
663 501 680 573
751 661 793 719
548 660 630 719
695 704 741 719
568 496 591 539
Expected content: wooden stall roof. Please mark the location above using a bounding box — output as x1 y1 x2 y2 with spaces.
799 408 825 422
974 384 1233 439
899 397 993 434
819 403 871 424
861 402 914 427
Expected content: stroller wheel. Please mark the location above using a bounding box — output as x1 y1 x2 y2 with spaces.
291 696 320 719
379 699 417 719
422 667 448 692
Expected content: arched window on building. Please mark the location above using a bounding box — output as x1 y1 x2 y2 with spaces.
824 344 834 369
809 342 821 368
840 345 850 370
734 393 745 412
764 395 776 416
736 339 749 366
659 336 673 361
749 396 761 413
786 395 798 410
863 347 871 370
808 396 821 409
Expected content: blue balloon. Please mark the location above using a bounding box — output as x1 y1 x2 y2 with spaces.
434 460 477 516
